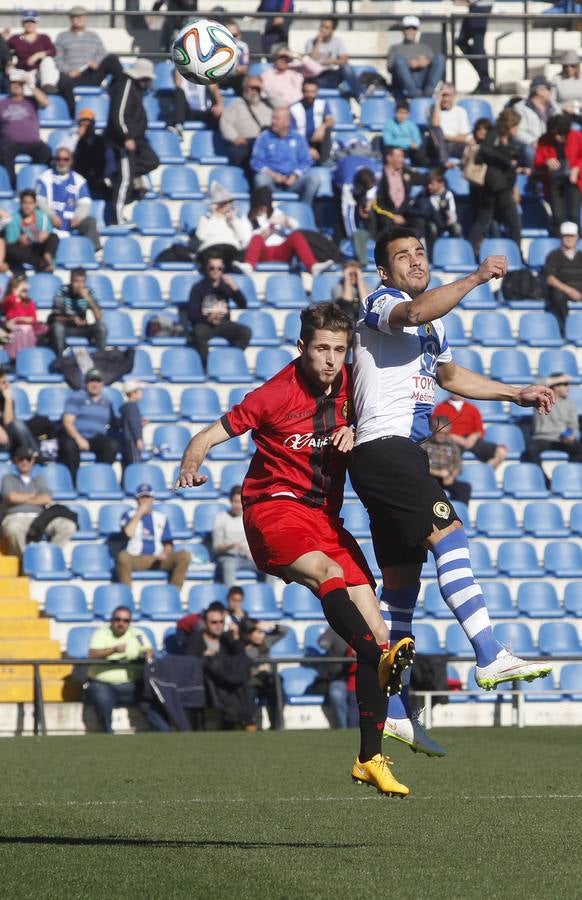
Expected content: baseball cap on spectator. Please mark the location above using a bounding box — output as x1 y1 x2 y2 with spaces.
135 483 154 498
69 6 88 16
561 49 580 66
402 15 420 29
530 75 552 91
123 380 144 395
560 221 579 236
21 10 39 21
85 368 103 382
9 69 28 82
78 108 95 122
546 372 572 388
127 59 155 81
209 181 235 205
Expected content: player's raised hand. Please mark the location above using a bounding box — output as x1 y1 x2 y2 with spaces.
331 425 355 453
175 457 208 489
516 384 555 414
476 256 508 283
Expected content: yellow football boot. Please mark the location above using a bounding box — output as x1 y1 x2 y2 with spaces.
378 636 416 694
351 754 410 798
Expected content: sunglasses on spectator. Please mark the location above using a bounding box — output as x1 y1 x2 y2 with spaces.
113 616 131 622
208 264 225 271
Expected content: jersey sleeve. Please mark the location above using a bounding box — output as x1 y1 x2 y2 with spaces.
223 380 279 436
434 318 453 364
362 288 412 335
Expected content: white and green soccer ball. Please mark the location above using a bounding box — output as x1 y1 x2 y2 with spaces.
172 18 240 85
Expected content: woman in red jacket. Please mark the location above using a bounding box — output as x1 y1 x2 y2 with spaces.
534 114 582 234
1 274 44 360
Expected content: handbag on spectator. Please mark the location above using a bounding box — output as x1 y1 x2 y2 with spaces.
26 504 79 543
461 144 487 186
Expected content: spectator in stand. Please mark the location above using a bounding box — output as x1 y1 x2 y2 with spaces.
185 256 251 369
341 167 378 267
7 11 59 93
219 76 273 180
0 366 55 456
290 78 335 164
119 380 144 468
36 145 100 251
428 85 472 165
194 182 252 272
543 220 582 337
261 46 304 108
220 19 250 95
317 626 358 729
240 617 288 729
166 71 223 139
455 0 494 95
244 185 333 276
514 76 561 167
258 0 293 55
49 267 107 357
117 483 191 587
0 273 45 361
0 33 10 94
225 585 248 634
1 189 57 274
374 146 424 236
58 367 119 477
382 99 427 167
304 17 365 102
434 392 508 469
387 16 445 100
409 168 462 251
424 415 472 506
251 106 325 206
0 69 50 189
72 109 111 199
330 259 370 323
533 114 582 234
105 59 160 226
55 6 123 118
1 445 77 556
212 485 261 587
554 50 582 115
526 374 582 475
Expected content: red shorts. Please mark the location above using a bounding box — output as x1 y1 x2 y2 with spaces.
243 500 375 587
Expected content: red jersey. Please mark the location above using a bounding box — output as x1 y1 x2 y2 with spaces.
434 400 484 438
223 360 353 516
2 293 37 322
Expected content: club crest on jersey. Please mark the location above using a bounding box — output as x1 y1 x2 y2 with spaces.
433 501 450 519
284 433 332 450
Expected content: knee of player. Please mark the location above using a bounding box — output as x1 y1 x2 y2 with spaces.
318 558 346 586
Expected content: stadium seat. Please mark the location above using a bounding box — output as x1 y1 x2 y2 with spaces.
517 583 563 618
544 541 582 577
527 236 560 270
280 666 324 704
442 312 469 346
238 311 280 347
340 504 370 538
472 312 516 347
0 166 13 198
432 237 475 273
93 584 138 620
160 167 203 199
16 164 47 193
153 503 191 540
444 167 470 198
264 274 309 309
160 347 205 383
524 502 568 537
481 582 516 618
470 541 497 577
560 664 582 700
140 585 183 621
121 274 164 309
192 501 228 537
144 94 164 129
408 97 433 127
423 583 454 619
325 97 355 130
123 463 170 499
551 464 582 499
219 464 248 496
538 349 580 382
413 623 444 655
240 584 282 620
282 584 326 620
207 348 252 383
229 273 259 308
255 348 293 381
208 434 247 461
44 585 91 622
462 463 502 499
450 347 485 375
97 503 132 535
86 273 116 307
153 59 174 91
493 622 536 656
360 97 395 130
303 624 328 656
38 463 77 501
73 94 108 126
174 464 218 500
27 273 62 309
444 623 473 657
101 309 138 346
151 425 190 460
66 503 97 540
71 544 114 580
483 424 525 460
207 165 249 198
490 349 533 384
190 130 229 164
269 629 300 657
460 282 496 309
458 97 494 126
538 622 582 657
498 541 543 577
518 312 563 347
453 500 475 537
503 463 549 499
35 387 69 421
66 626 97 658
15 347 62 384
55 236 98 269
515 673 559 700
125 347 156 383
77 464 123 500
138 387 176 422
479 238 522 270
180 386 222 422
8 387 31 421
277 200 317 230
146 130 184 164
564 583 582 617
23 544 71 580
187 583 228 613
565 314 582 347
475 502 522 537
169 272 200 304
132 201 175 236
103 237 147 271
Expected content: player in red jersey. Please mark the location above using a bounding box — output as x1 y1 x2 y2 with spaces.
177 302 414 796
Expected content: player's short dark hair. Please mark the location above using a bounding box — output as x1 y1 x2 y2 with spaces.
204 601 226 617
374 228 422 270
299 302 354 345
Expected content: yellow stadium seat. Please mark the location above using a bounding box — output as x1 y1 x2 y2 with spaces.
0 619 50 638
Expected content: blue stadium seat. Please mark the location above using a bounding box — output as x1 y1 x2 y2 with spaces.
66 503 97 540
303 624 328 656
123 463 170 499
515 672 559 700
255 348 293 381
192 502 228 537
187 583 228 613
140 585 183 620
489 349 533 384
73 94 108 126
432 237 475 272
538 622 582 657
103 237 147 271
563 312 582 348
551 464 582 499
180 386 222 422
97 503 132 535
458 97 494 126
44 585 91 622
142 311 187 344
38 463 77 500
443 312 469 346
27 273 62 309
93 584 138 620
482 424 524 460
16 164 47 192
55 236 98 270
360 97 396 130
277 200 317 230
174 464 218 500
146 130 184 164
264 274 309 309
472 312 516 347
470 541 497 577
229 272 260 308
453 500 475 537
518 312 563 347
0 166 13 198
538 349 580 382
503 463 549 499
168 273 200 304
190 131 229 164
39 95 73 127
560 664 582 700
151 425 190 460
280 666 324 704
520 196 551 239
408 97 433 127
77 464 123 500
144 94 164 129
154 503 192 540
570 503 582 536
444 167 470 198
122 274 164 309
161 167 203 199
282 584 325 620
207 165 249 198
564 583 582 617
269 629 301 658
481 582 516 618
208 435 247 461
325 97 355 130
36 387 70 421
523 502 568 537
527 236 560 270
229 386 252 406
71 544 114 580
219 464 247 496
414 623 444 655
494 622 536 656
497 542 543 577
101 309 138 346
15 347 62 383
310 273 341 304
160 347 205 383
139 387 176 422
10 387 32 420
544 541 582 577
450 347 485 375
340 504 370 538
132 202 175 237
125 347 156 383
517 583 563 618
66 626 97 658
460 281 496 309
475 502 521 537
86 273 116 307
154 60 174 91
444 623 473 657
423 583 454 619
240 584 282 620
207 348 252 383
479 238 522 270
462 463 502 499
237 311 280 347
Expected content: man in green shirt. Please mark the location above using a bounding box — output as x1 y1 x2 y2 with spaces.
85 605 168 732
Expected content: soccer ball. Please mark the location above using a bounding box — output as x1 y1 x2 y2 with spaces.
172 18 239 85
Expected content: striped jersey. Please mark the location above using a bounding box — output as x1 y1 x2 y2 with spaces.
353 285 452 445
223 359 352 516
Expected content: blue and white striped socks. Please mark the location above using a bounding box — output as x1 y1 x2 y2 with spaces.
434 529 501 667
380 584 420 720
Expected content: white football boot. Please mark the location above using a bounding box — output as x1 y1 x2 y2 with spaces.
475 648 553 691
383 713 446 757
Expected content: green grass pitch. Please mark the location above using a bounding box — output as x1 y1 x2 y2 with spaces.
1 727 581 899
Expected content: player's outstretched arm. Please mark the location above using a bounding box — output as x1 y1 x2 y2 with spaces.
437 362 555 414
175 419 231 488
390 256 508 328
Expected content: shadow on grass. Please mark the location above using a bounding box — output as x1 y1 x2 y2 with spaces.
0 836 366 850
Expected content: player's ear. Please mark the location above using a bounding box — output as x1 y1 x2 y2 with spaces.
297 338 304 355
